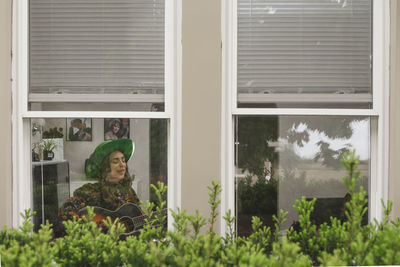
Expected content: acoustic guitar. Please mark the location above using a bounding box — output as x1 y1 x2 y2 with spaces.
78 203 167 236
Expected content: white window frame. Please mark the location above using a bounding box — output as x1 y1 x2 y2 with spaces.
12 0 182 228
221 0 390 235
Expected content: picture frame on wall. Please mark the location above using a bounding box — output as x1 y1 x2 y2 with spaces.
66 118 92 141
104 118 130 140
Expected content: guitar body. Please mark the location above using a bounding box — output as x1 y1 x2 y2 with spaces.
78 203 167 237
78 203 144 233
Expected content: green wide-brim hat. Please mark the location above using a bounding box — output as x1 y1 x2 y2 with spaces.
85 139 134 179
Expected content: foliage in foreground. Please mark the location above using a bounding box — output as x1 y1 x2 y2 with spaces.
2 151 400 266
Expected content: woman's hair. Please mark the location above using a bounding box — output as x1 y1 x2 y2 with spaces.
98 150 132 184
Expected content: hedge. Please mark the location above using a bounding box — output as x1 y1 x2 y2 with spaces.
1 151 400 266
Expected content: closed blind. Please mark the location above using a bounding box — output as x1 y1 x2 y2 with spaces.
237 0 372 95
30 0 164 95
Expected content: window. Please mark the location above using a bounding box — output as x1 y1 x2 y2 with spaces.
235 116 370 235
222 0 389 236
13 0 181 229
30 118 167 231
237 0 372 109
29 0 165 112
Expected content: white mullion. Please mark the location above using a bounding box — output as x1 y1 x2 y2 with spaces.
382 0 390 208
370 117 378 222
175 0 183 211
220 0 227 236
18 0 28 115
12 0 31 227
233 108 379 116
167 0 182 231
13 119 31 228
167 118 174 230
372 0 383 112
220 0 236 236
22 111 172 119
238 93 372 104
164 0 173 115
29 94 165 103
231 0 238 112
229 0 237 229
371 0 390 222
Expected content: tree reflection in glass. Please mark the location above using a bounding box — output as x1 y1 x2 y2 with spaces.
235 116 369 236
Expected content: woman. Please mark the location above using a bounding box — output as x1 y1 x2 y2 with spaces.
58 139 140 225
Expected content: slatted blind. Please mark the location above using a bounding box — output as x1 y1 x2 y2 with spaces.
29 0 164 95
237 0 372 95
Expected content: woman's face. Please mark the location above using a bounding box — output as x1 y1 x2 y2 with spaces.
106 150 126 183
112 123 120 134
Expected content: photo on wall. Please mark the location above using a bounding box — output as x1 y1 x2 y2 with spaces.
66 118 92 141
104 118 130 140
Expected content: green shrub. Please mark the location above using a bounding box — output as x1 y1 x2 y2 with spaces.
0 210 57 267
1 151 400 266
53 209 125 266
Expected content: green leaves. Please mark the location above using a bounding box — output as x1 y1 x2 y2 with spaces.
288 197 320 264
207 180 222 233
0 213 57 267
283 150 400 266
3 159 400 267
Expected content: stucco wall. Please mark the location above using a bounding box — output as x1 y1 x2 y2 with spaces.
389 0 400 219
181 0 222 232
0 0 13 227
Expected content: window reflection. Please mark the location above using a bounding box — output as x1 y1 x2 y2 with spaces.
235 116 370 236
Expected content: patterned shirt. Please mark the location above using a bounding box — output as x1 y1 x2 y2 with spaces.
57 178 140 235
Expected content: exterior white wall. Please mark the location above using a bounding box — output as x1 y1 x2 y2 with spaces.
389 0 400 219
181 0 222 232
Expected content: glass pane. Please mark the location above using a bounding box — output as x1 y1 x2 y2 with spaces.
237 0 372 108
30 118 168 234
29 0 165 111
235 116 370 236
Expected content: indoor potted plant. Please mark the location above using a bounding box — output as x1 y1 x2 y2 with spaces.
42 127 64 161
33 139 58 161
42 139 57 160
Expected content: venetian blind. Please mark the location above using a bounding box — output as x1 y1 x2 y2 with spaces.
29 0 164 95
237 0 372 95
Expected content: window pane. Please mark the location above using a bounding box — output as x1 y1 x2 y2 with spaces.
30 118 168 233
29 0 165 111
235 116 370 236
237 0 372 108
